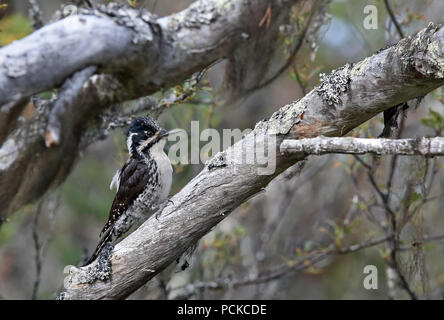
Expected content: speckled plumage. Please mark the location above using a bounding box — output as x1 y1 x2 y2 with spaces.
82 116 173 266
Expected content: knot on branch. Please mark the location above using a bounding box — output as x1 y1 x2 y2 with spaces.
207 151 227 170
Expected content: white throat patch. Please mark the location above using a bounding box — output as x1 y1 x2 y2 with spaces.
126 132 137 157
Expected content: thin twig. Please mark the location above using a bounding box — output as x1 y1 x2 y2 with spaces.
292 63 307 96
31 200 44 300
356 154 417 299
150 0 158 14
31 191 60 300
245 6 316 95
172 232 444 299
384 0 405 38
80 66 211 149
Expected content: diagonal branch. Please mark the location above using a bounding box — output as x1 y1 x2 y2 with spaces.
60 23 444 299
0 0 319 222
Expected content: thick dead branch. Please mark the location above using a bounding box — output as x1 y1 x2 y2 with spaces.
280 137 444 156
0 97 29 144
45 66 97 147
0 0 321 222
60 23 444 299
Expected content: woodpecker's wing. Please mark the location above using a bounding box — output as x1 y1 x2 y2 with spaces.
100 158 151 238
81 158 152 266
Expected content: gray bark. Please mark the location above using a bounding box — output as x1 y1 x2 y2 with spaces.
60 23 444 299
0 0 325 221
280 137 444 156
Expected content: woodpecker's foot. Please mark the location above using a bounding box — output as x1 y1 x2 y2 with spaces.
180 260 190 271
175 243 196 272
86 243 113 283
174 258 190 273
155 199 174 220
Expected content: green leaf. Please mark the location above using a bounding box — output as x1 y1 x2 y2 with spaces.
420 118 436 129
410 192 421 205
0 14 33 46
430 109 443 125
421 109 444 133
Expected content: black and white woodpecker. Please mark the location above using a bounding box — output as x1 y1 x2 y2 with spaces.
82 116 180 266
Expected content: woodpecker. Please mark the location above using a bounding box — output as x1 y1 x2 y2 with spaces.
82 116 180 266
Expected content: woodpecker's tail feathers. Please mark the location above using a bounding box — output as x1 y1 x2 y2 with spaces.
80 228 113 267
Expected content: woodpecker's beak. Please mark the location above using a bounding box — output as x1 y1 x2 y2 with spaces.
159 128 183 138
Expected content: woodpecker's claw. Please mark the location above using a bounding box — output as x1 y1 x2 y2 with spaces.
155 199 173 220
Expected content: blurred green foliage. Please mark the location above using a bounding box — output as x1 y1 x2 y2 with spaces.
200 225 245 278
0 210 24 244
62 158 116 220
1 0 443 300
0 14 32 46
421 109 444 135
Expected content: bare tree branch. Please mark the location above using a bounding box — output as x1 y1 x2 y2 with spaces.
45 66 97 147
0 0 322 222
0 97 29 144
59 23 444 299
31 190 60 300
31 199 44 300
280 137 444 156
384 0 405 39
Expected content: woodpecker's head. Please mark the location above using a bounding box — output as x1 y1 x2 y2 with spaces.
126 116 180 157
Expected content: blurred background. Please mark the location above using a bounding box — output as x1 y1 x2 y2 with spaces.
0 0 443 299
